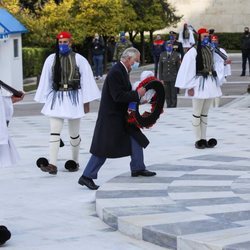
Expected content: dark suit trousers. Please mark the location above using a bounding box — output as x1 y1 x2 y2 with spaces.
82 136 146 179
242 49 250 73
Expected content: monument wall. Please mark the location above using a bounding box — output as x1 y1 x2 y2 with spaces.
167 0 250 33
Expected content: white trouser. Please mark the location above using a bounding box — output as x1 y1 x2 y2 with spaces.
49 117 81 166
192 99 213 141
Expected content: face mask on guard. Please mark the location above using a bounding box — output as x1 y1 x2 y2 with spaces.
59 44 71 55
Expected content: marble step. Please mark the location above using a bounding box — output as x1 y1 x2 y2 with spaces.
96 162 250 250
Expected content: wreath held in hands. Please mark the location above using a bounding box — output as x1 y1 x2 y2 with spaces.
127 76 165 129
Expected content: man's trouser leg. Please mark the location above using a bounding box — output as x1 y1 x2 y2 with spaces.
164 82 171 107
154 57 159 77
82 155 106 179
170 80 177 107
247 50 250 74
242 50 247 75
130 136 146 172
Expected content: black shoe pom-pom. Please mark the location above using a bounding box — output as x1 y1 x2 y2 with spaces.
207 138 217 148
36 157 49 168
0 225 11 245
195 139 206 149
65 160 79 172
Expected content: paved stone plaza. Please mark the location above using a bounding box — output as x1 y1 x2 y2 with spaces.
1 54 250 249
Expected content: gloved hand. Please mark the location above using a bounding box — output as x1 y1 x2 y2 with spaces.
128 102 137 111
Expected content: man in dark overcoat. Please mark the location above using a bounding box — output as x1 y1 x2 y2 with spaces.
78 47 156 190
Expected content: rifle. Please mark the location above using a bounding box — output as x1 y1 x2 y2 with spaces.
214 47 228 61
0 80 23 97
207 43 228 61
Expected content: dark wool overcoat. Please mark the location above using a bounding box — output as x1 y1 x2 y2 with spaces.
90 62 149 158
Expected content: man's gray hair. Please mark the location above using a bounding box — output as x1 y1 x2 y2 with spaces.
120 47 140 61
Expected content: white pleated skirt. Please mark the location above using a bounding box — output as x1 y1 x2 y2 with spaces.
0 138 20 167
184 76 222 99
41 90 85 119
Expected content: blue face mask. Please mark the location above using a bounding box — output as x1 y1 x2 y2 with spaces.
169 35 174 41
120 37 126 43
59 44 71 55
131 62 140 71
201 37 210 46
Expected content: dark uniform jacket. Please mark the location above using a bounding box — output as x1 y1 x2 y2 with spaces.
241 32 250 50
159 51 181 82
90 62 149 158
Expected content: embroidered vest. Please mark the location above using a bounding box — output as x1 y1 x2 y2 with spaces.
52 52 81 91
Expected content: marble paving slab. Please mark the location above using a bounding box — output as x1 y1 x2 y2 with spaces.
96 159 250 249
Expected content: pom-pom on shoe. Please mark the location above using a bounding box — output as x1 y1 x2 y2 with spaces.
0 225 11 245
65 160 79 172
206 138 217 148
36 157 57 175
195 139 206 149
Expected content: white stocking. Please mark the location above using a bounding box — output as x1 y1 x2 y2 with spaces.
200 99 213 140
200 115 208 139
192 114 201 141
192 99 203 141
49 117 64 166
68 118 81 163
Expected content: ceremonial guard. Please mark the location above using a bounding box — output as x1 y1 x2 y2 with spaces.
178 23 196 53
211 35 232 107
175 28 225 149
0 84 24 167
0 81 23 246
34 31 100 175
159 41 181 108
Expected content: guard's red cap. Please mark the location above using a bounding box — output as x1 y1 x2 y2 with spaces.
211 35 218 41
197 28 208 35
56 31 72 39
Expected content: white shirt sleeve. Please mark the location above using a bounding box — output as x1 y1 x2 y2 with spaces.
76 53 101 103
175 47 197 89
34 54 55 103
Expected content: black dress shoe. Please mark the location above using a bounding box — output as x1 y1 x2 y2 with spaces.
78 176 99 190
131 169 156 177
